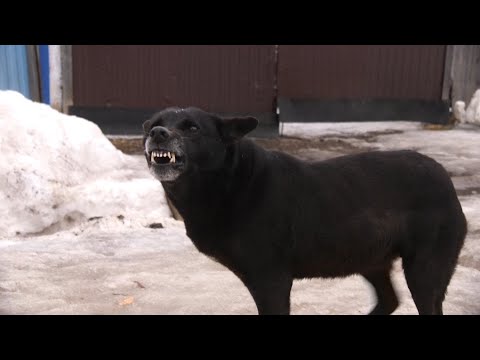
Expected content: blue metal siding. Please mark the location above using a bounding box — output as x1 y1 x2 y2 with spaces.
0 45 31 98
39 45 50 104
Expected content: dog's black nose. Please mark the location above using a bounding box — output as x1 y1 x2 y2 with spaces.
149 126 171 141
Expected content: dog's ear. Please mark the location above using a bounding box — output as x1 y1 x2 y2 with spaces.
142 119 152 134
219 116 258 143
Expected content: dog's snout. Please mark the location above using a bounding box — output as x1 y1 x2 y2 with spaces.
150 126 171 141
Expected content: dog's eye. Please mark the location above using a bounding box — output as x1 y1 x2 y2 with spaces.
179 120 199 133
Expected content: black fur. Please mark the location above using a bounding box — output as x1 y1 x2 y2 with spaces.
143 107 467 315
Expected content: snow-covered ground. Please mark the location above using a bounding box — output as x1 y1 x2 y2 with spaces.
280 121 422 138
1 91 479 314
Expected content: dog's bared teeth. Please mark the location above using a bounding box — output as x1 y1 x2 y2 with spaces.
151 150 177 164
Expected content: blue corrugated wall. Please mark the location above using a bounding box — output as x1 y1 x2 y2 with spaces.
0 45 31 98
39 45 49 104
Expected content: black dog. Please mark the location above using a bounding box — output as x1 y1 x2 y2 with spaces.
143 107 467 315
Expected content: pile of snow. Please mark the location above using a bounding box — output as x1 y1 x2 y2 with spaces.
0 90 171 238
454 89 480 125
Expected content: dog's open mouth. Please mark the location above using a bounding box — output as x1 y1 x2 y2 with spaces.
149 150 184 165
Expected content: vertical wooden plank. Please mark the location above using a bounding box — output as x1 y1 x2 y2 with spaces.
442 45 454 102
450 45 480 104
26 45 40 102
49 45 62 111
61 45 73 112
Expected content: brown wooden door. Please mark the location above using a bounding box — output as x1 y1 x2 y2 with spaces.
278 45 446 100
276 45 448 123
71 45 277 135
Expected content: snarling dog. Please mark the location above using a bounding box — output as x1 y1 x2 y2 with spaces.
143 107 467 315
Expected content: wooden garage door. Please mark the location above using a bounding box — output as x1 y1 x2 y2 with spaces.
71 45 277 135
277 45 449 123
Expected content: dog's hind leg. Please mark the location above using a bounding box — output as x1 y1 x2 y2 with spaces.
402 259 439 315
403 255 458 315
403 218 465 315
362 264 399 315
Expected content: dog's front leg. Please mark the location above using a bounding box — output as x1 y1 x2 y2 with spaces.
244 273 293 315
